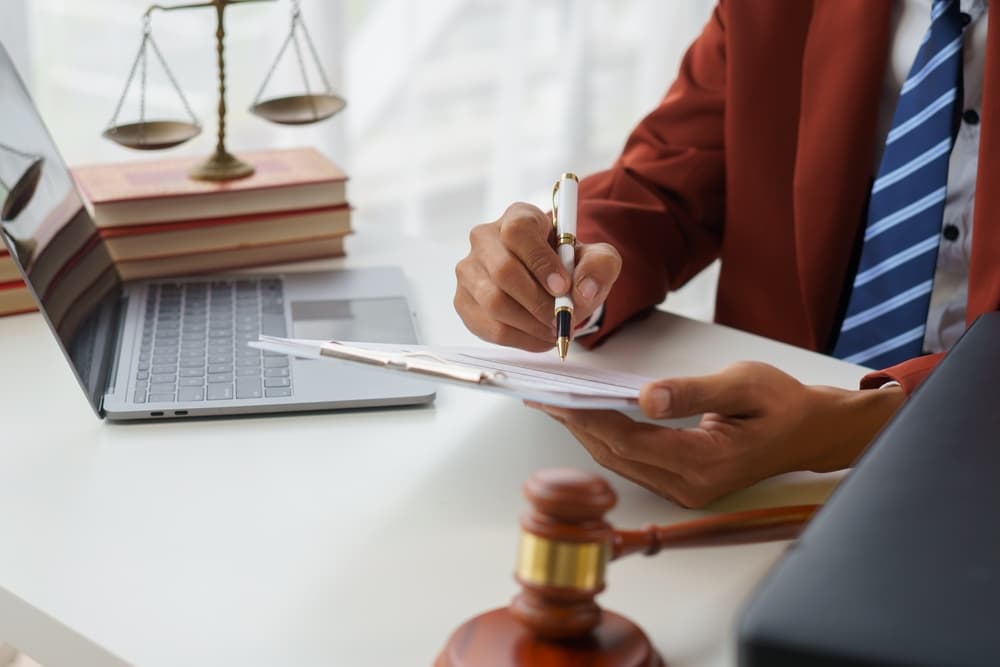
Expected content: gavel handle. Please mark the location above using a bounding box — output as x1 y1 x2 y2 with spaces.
611 504 820 560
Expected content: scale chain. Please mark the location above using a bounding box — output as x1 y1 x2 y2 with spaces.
296 7 334 95
252 0 333 119
290 18 315 118
106 16 200 142
147 32 202 128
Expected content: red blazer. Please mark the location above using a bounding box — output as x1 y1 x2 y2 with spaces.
576 0 1000 393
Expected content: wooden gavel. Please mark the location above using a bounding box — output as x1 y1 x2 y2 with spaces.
436 468 819 667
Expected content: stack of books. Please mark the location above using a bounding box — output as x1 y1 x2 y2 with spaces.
0 147 351 317
0 248 34 316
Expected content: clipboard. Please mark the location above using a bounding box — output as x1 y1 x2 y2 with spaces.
251 336 649 410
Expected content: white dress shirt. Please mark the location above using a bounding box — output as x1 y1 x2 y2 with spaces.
875 0 987 354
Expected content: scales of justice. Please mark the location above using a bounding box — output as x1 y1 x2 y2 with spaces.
103 0 345 182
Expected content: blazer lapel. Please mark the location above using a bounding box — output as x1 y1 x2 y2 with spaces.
968 9 1000 321
792 0 895 350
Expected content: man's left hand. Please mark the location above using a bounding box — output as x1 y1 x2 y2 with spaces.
531 361 904 507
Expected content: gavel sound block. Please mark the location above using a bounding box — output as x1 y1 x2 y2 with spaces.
436 468 817 667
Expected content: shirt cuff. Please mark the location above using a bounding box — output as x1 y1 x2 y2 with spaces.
574 303 604 338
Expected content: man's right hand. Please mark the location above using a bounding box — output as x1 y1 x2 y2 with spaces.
454 202 622 351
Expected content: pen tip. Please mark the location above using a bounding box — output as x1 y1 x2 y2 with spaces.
557 337 569 360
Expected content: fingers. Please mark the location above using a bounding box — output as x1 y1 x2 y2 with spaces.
639 362 792 420
454 282 554 351
453 200 622 351
571 242 621 323
541 406 701 471
536 406 715 508
455 203 560 350
497 203 569 296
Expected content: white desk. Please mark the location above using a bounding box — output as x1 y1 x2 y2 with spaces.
0 231 868 667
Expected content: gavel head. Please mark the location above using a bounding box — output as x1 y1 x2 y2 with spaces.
511 468 617 640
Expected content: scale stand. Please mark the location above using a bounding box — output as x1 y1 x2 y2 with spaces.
104 0 346 182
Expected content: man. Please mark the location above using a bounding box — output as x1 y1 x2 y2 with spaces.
454 0 996 507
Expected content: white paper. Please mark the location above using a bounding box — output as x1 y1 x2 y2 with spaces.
251 337 653 410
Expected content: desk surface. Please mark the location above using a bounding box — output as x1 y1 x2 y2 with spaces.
0 230 868 667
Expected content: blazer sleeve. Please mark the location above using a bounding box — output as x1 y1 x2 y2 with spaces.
860 354 943 394
575 3 728 348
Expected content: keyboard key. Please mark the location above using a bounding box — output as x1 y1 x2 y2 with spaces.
207 364 233 374
237 357 261 367
152 365 176 375
264 368 289 377
179 368 204 378
236 366 260 377
150 382 176 392
178 387 205 401
264 377 290 388
151 373 177 384
265 387 292 398
208 373 234 384
207 384 234 400
149 392 176 402
263 356 289 368
180 377 204 387
133 391 147 403
136 370 149 380
260 314 286 336
236 377 263 399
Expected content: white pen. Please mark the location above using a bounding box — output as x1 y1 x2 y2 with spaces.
552 172 578 360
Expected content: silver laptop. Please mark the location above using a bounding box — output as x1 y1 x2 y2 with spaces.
0 43 434 420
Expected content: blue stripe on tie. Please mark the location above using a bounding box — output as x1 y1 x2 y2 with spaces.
931 0 954 21
931 0 953 20
854 235 940 287
864 187 947 240
842 325 926 365
872 138 951 193
840 279 934 331
900 36 962 95
887 89 957 143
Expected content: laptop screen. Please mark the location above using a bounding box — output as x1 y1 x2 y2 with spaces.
0 44 122 415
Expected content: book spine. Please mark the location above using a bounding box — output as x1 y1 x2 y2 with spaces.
98 203 351 237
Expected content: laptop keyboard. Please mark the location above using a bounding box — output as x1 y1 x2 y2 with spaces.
133 279 293 404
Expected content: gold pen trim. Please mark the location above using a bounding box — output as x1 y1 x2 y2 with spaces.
555 305 573 316
557 233 576 246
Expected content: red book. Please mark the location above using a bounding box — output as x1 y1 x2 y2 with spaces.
0 249 23 283
71 147 349 227
0 279 35 317
98 204 352 262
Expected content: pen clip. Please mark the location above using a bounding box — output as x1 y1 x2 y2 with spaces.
551 179 561 231
551 172 579 231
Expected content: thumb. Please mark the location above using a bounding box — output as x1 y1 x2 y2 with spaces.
572 242 622 315
639 362 771 419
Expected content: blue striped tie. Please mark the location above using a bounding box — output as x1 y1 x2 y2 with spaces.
833 0 963 367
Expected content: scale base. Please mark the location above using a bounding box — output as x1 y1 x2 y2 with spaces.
189 150 255 182
436 606 664 667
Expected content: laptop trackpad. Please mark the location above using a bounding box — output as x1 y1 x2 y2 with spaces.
290 297 418 345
